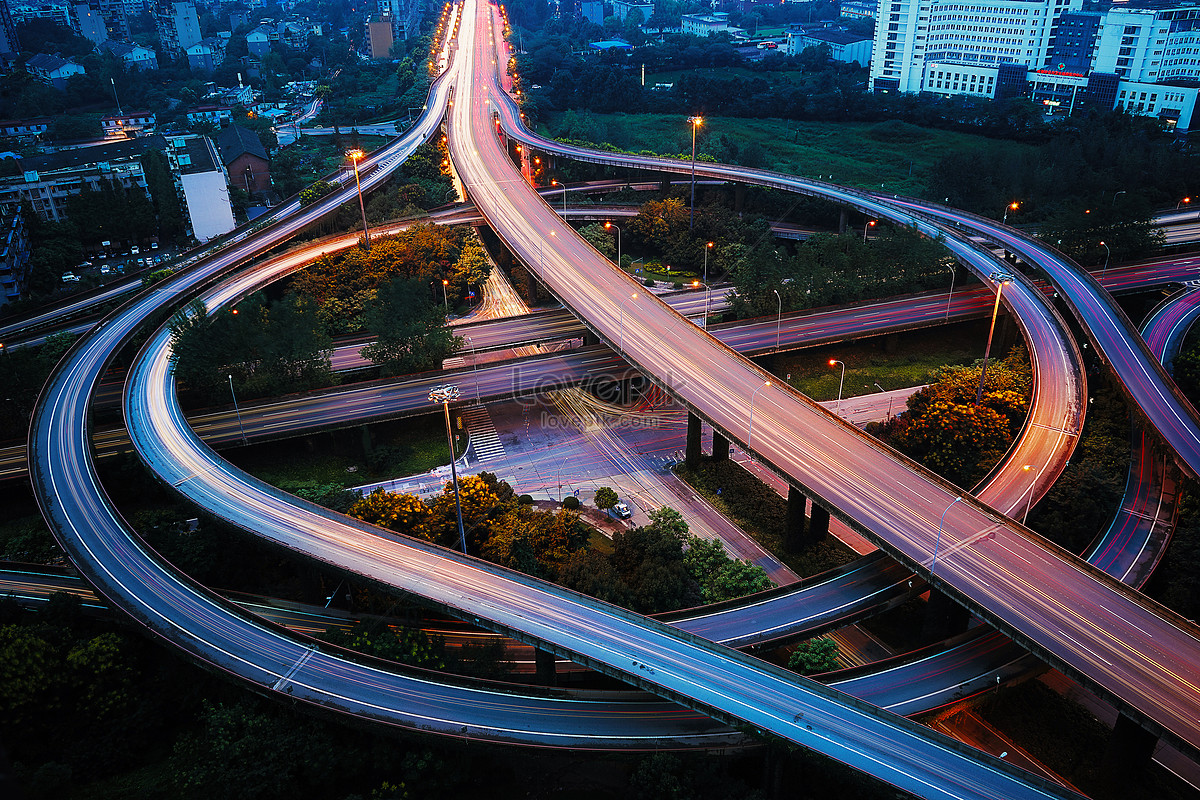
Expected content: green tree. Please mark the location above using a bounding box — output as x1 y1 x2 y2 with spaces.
347 488 432 539
142 148 185 240
578 222 615 259
593 486 618 511
788 637 840 675
360 276 459 376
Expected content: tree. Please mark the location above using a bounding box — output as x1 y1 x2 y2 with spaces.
359 276 459 376
578 222 615 259
347 489 432 539
788 637 840 675
593 486 618 511
684 536 773 602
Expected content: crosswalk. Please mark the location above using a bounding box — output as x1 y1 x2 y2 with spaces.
460 405 506 463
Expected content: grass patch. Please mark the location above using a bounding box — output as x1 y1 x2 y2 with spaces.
770 320 994 402
544 112 1034 197
678 457 857 577
0 513 64 563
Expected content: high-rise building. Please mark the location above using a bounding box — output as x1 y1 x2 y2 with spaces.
368 14 393 59
155 1 202 55
376 0 420 41
0 0 19 56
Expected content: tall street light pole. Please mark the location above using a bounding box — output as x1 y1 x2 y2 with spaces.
1003 201 1019 224
773 289 782 351
748 380 771 449
863 219 875 242
932 495 964 576
552 180 566 216
430 384 467 554
944 263 956 322
228 374 247 445
975 272 1013 406
441 278 450 309
874 382 892 418
703 241 713 329
828 359 845 415
688 115 702 230
347 149 370 250
1099 240 1111 277
605 221 621 268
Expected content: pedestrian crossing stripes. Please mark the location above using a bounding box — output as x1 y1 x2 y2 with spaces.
460 405 506 463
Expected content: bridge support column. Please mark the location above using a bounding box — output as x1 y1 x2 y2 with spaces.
535 648 557 687
785 486 807 552
838 209 848 234
582 331 599 346
922 589 970 640
1103 713 1157 782
685 413 702 468
711 431 730 462
734 184 746 215
523 269 537 300
808 503 829 541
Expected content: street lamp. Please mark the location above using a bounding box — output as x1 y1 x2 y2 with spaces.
1178 196 1192 210
551 179 566 216
873 382 892 418
932 496 964 576
703 241 714 329
1019 464 1036 524
347 149 370 250
605 221 621 268
1112 190 1126 207
429 384 467 554
1003 201 1019 224
863 219 876 242
944 263 956 322
441 278 450 309
228 374 247 444
828 359 845 414
1099 240 1111 276
773 289 782 351
619 292 638 355
748 380 771 449
464 335 480 403
688 115 703 230
975 272 1014 406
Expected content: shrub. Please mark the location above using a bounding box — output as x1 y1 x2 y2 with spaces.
562 496 580 510
517 494 534 505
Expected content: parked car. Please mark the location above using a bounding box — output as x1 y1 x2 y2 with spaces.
61 272 80 282
131 245 140 255
613 502 632 519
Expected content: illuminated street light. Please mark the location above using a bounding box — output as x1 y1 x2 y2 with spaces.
429 384 467 554
1178 196 1192 210
829 359 845 415
702 241 714 329
975 272 1014 406
1003 201 1019 224
688 115 702 230
441 278 450 309
932 496 964 576
1020 464 1036 524
347 150 370 250
748 380 771 449
605 221 621 268
551 179 567 216
619 292 638 355
863 219 876 242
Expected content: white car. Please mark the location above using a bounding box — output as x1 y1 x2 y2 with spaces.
613 502 632 519
61 272 80 283
131 245 140 255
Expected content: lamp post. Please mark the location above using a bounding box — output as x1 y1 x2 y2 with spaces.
464 335 480 403
228 374 247 444
703 241 714 329
828 359 845 414
1112 190 1126 207
551 179 566 216
932 495 964 576
347 149 370 250
874 382 892 418
773 289 782 351
944 263 956 322
748 380 771 449
1002 201 1019 224
429 384 467 554
975 272 1013 406
619 292 638 355
440 278 450 309
1178 196 1192 210
863 219 876 242
1099 240 1110 276
688 115 702 230
1019 464 1036 524
605 221 621 268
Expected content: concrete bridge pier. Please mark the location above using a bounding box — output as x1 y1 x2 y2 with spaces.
686 412 702 468
809 503 829 540
1103 713 1157 784
922 589 970 640
785 486 807 551
711 431 730 461
535 649 557 686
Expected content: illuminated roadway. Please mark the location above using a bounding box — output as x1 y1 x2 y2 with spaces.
474 0 1200 759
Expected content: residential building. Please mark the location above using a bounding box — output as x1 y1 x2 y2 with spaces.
0 203 31 306
246 22 273 55
368 14 393 59
186 104 233 126
155 1 201 55
0 0 19 57
0 136 157 223
840 0 876 20
25 53 86 88
580 0 603 26
0 117 52 138
8 2 71 26
100 39 158 68
217 123 269 195
375 0 420 41
611 0 652 24
72 3 109 43
681 12 733 37
787 27 872 64
101 110 156 137
186 36 226 70
164 134 234 241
